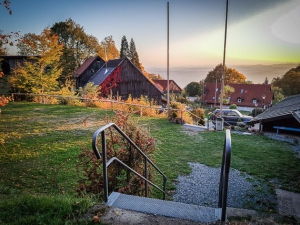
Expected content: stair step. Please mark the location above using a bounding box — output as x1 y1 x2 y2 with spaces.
106 192 222 223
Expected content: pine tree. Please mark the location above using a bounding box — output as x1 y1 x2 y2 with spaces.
120 35 129 58
129 38 141 70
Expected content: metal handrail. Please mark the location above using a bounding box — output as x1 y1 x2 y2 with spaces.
218 129 231 222
92 122 167 202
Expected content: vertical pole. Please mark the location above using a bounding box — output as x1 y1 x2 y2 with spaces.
167 2 170 118
220 0 228 116
144 157 148 197
101 130 109 203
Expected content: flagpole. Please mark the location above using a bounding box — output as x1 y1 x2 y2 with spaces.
220 0 228 116
167 2 170 118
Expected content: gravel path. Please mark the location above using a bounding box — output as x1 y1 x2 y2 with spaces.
173 162 276 211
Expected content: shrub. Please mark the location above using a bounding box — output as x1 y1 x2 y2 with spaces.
76 112 156 197
251 107 263 117
191 108 205 126
229 104 237 109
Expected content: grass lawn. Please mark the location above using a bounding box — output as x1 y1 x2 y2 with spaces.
0 102 300 224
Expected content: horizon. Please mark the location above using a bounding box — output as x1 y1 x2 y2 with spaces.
1 0 299 87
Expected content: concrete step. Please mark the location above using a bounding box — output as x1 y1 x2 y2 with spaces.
106 192 222 223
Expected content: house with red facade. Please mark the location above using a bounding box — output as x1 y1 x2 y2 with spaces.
201 83 274 111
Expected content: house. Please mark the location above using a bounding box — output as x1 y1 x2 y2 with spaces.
201 83 274 111
152 79 182 96
248 94 300 135
0 55 38 75
74 56 164 105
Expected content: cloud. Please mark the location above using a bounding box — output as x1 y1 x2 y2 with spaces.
271 5 300 43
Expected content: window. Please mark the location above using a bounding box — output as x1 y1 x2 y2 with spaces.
253 99 257 104
228 96 231 101
237 98 242 102
228 111 238 116
212 97 215 100
241 89 244 93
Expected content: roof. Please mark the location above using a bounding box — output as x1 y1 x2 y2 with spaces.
73 56 104 78
203 83 273 107
152 80 182 93
248 94 300 124
89 58 124 86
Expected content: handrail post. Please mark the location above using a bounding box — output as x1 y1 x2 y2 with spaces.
163 177 167 200
144 157 148 197
102 130 109 203
218 129 231 222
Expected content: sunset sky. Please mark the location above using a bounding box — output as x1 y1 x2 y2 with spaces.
1 0 299 86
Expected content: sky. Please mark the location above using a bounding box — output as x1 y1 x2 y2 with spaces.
1 0 300 87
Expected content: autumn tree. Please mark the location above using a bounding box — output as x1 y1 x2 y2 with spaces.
50 18 100 82
271 65 300 96
10 29 63 95
120 35 129 58
129 38 141 70
98 35 119 60
185 82 201 97
204 64 246 85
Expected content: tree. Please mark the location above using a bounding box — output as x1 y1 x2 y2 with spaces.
120 35 129 58
50 18 100 82
129 38 141 70
204 63 246 85
0 0 12 14
271 86 285 105
271 65 300 96
184 82 201 97
98 36 119 60
10 29 63 95
221 85 235 104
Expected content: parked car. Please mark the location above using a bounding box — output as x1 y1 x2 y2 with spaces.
211 109 253 126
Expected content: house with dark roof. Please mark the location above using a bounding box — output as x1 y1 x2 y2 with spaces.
248 94 300 135
201 83 274 111
0 55 39 75
74 56 164 105
152 80 182 94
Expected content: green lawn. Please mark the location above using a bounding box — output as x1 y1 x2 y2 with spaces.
0 102 300 224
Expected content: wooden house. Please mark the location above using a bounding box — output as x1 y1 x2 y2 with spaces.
248 94 300 135
0 55 38 75
74 56 164 105
201 83 274 111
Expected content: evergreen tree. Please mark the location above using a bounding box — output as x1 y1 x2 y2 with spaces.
120 35 129 58
129 38 141 70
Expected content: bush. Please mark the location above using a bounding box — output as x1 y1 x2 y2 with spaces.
76 112 156 197
229 104 237 109
191 108 205 125
251 107 263 117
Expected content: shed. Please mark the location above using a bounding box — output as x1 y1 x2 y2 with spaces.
248 94 300 135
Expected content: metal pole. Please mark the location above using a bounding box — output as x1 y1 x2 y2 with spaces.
167 2 170 118
101 130 109 202
220 0 228 116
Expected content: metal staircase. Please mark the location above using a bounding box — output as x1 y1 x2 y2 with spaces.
92 123 231 223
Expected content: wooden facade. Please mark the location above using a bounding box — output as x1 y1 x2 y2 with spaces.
0 55 38 75
74 57 164 105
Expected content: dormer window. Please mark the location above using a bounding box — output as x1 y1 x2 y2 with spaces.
253 99 257 104
228 96 231 101
90 69 94 74
241 89 244 93
237 97 242 102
